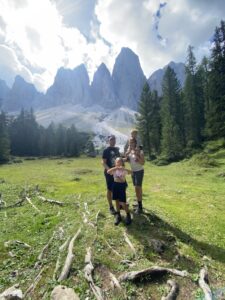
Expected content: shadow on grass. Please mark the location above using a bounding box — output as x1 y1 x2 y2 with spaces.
127 209 225 265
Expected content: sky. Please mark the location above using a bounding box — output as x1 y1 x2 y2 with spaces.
0 0 224 92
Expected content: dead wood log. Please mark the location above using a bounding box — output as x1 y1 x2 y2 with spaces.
119 266 189 282
84 247 104 300
34 232 56 269
58 228 81 282
161 280 179 300
37 195 64 206
123 231 136 256
4 240 31 249
108 271 122 290
26 196 41 213
0 284 23 300
53 237 71 280
0 198 26 210
24 267 45 297
104 240 123 258
198 267 212 300
51 285 80 300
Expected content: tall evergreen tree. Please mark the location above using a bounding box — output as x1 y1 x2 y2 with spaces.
0 111 10 162
136 83 152 159
9 109 40 156
206 20 225 139
183 46 203 147
160 66 184 160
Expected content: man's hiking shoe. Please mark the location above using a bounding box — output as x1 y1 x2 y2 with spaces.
132 201 138 207
109 206 117 215
135 207 143 214
114 213 122 225
125 213 132 225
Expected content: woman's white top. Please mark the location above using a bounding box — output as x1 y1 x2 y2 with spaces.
128 151 144 172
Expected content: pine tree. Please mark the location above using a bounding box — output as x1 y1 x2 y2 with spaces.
206 20 225 139
136 83 152 159
0 111 10 162
160 66 184 160
183 46 203 148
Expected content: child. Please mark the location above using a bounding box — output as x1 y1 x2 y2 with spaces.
124 129 141 155
107 157 132 225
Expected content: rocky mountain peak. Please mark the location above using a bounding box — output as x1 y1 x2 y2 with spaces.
112 47 146 110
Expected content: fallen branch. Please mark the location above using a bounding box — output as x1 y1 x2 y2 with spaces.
37 195 64 206
161 280 179 300
34 231 56 269
26 196 41 213
0 198 26 210
4 240 31 249
198 267 212 300
104 240 123 258
58 228 81 281
53 237 71 280
24 267 45 297
123 231 136 256
84 247 104 300
119 266 189 282
108 271 122 290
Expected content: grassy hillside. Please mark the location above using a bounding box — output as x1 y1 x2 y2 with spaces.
0 148 224 299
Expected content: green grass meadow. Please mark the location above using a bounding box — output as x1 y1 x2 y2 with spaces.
0 149 225 299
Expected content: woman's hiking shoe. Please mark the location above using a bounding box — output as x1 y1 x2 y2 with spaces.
114 213 122 225
109 206 117 215
125 213 132 225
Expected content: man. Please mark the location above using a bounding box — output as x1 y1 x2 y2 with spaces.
102 135 120 214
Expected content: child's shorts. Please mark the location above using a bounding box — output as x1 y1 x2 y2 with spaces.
112 182 127 202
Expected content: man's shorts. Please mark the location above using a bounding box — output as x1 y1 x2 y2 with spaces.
112 182 127 202
132 169 144 187
104 172 114 191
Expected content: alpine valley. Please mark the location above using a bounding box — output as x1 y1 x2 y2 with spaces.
0 47 185 148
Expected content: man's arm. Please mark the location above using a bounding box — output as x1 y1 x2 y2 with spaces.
102 158 109 170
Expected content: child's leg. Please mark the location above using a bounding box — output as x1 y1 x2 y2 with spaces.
121 202 129 213
115 200 121 213
120 202 132 225
114 200 122 226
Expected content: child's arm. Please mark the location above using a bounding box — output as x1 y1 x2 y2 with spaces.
107 166 117 175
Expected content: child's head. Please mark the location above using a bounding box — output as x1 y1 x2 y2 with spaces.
115 157 125 167
129 138 137 150
130 129 138 139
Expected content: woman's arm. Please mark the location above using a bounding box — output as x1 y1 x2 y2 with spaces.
136 152 145 165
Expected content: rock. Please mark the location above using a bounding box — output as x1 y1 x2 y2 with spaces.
0 284 23 300
51 285 80 300
149 239 166 254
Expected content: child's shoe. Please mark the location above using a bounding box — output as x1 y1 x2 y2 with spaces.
109 206 117 215
125 213 132 225
114 213 122 225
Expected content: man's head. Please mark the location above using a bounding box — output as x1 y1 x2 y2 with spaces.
108 135 116 146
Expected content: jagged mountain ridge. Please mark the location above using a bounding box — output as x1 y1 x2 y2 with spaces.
0 49 186 149
0 48 186 114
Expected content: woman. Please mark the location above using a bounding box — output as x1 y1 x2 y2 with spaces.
125 138 145 213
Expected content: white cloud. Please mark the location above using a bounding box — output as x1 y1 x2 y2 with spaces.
0 0 224 92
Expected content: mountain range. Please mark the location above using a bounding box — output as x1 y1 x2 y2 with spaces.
0 47 185 148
